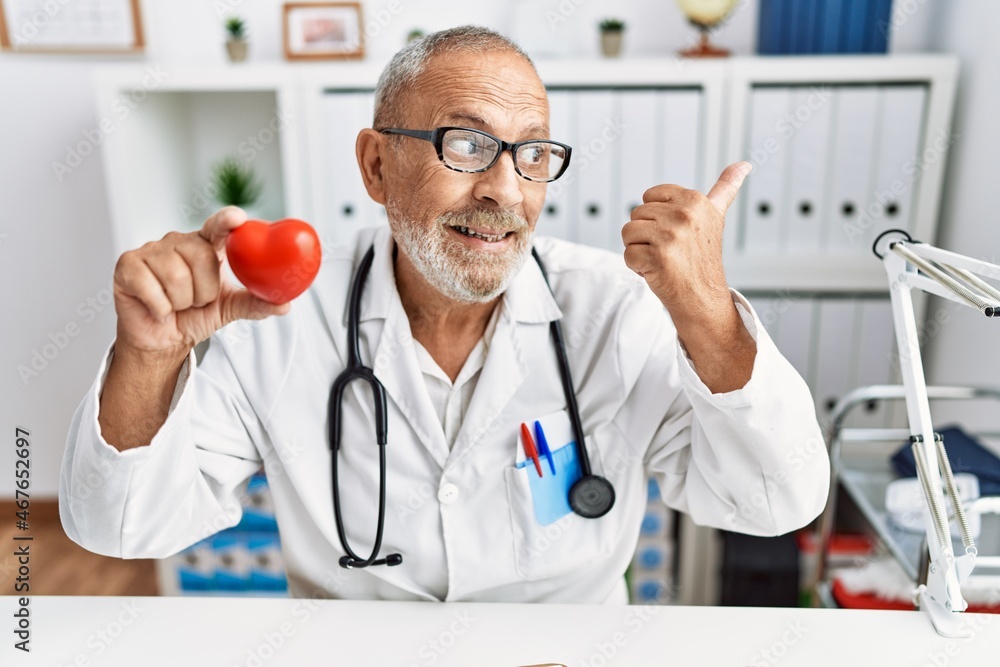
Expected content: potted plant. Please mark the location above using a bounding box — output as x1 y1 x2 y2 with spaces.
225 16 248 62
211 156 263 216
599 19 625 58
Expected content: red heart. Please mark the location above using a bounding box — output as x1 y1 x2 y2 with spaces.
226 218 322 305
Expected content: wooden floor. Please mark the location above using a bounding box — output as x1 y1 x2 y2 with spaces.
0 501 158 596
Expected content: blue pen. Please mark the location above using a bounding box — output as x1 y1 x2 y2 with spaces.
534 420 557 476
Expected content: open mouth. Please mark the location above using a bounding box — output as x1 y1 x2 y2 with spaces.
450 225 514 243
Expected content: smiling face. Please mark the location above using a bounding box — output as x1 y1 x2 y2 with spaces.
378 49 550 303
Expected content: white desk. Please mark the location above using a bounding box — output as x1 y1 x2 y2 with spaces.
4 596 998 666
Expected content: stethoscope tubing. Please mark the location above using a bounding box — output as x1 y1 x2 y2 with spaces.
328 244 615 569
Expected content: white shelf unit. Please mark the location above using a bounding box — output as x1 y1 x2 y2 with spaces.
93 55 959 604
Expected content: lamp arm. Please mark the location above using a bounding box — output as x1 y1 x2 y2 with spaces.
880 238 1000 637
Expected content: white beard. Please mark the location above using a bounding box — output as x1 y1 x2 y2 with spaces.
387 204 533 303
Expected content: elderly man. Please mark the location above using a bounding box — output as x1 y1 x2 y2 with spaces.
61 26 829 603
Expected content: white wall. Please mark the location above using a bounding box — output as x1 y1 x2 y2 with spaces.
0 0 947 499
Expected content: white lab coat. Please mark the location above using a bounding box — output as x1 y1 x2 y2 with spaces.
60 225 830 603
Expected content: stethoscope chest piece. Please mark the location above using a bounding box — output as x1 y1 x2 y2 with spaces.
569 474 615 518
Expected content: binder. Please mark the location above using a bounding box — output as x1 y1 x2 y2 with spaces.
785 85 834 254
852 298 896 427
248 533 288 592
575 90 619 251
790 0 819 54
845 0 870 54
741 88 792 254
541 90 575 242
824 87 880 255
813 299 859 423
323 92 375 247
175 541 215 593
213 532 251 592
773 296 816 386
871 85 927 239
819 0 846 53
757 0 782 54
659 89 702 191
747 297 780 340
867 0 893 53
619 90 659 248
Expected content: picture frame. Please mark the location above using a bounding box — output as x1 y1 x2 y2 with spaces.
0 0 144 54
283 2 364 61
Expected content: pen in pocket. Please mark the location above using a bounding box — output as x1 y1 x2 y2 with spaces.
534 420 557 476
520 422 544 477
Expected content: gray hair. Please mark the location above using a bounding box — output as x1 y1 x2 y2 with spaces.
373 26 536 130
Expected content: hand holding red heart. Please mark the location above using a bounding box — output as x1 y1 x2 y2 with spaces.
112 207 319 361
622 161 756 392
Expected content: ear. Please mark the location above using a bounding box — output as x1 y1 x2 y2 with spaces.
356 128 387 205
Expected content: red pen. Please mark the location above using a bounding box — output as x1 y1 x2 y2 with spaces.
520 423 544 477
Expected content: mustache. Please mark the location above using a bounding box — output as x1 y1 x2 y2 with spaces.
438 207 528 233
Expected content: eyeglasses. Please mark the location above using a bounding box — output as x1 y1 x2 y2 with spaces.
379 126 572 183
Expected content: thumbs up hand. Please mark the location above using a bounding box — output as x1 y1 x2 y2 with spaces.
622 161 756 392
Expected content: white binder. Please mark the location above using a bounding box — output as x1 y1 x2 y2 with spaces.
659 89 702 191
824 87 880 255
541 89 575 243
871 85 927 239
323 92 375 247
574 90 619 251
772 296 816 389
852 297 897 427
741 88 792 255
619 90 659 250
747 296 780 340
785 86 834 254
813 299 860 423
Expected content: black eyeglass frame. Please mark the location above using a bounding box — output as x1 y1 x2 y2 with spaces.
379 126 573 183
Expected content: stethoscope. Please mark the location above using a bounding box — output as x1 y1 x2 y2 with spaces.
328 244 616 569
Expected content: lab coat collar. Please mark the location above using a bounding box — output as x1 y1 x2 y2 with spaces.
352 225 563 326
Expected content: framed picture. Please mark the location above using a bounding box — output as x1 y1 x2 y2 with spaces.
283 2 364 61
0 0 144 53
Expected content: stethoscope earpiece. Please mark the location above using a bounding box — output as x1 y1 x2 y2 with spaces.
569 475 616 518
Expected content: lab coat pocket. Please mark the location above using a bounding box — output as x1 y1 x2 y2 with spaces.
504 424 626 582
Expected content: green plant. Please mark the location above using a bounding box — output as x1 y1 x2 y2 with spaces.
225 16 246 41
599 18 625 31
211 156 262 208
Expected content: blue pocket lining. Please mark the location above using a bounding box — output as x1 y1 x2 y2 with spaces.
515 441 582 525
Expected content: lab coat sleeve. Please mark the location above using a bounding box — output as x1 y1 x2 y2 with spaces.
618 288 830 537
59 334 268 559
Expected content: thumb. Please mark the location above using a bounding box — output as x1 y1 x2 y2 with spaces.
706 161 752 215
200 206 248 256
222 286 291 325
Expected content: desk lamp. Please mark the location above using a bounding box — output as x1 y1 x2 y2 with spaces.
875 228 1000 637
